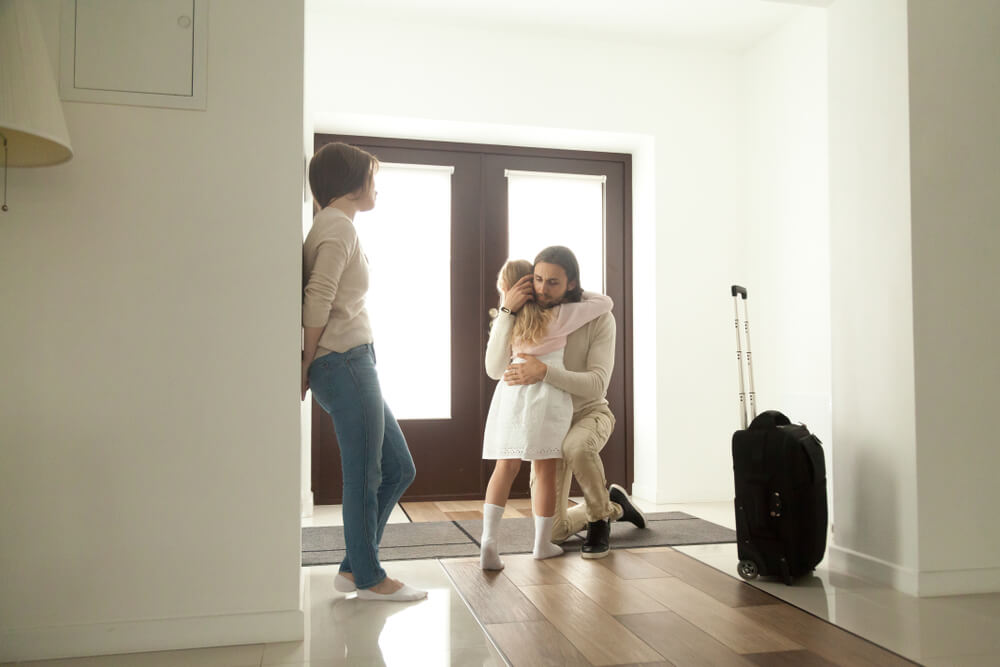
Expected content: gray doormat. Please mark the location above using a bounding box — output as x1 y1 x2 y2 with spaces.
302 511 735 567
302 520 479 566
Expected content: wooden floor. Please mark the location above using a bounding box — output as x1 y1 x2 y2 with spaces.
441 547 919 667
401 498 576 522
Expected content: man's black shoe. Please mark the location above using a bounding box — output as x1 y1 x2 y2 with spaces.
609 483 647 529
581 519 610 559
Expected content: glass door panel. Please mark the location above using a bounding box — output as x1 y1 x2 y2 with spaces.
483 153 630 500
311 139 485 503
355 163 453 420
506 170 607 292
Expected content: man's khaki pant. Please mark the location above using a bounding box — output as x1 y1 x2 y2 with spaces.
531 404 622 542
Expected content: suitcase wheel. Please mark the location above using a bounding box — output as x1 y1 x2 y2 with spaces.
737 560 759 581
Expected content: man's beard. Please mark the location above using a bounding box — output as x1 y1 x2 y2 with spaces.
535 294 564 309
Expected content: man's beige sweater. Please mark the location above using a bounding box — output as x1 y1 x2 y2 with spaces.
302 207 373 359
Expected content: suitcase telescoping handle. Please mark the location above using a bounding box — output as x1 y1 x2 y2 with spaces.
731 285 758 429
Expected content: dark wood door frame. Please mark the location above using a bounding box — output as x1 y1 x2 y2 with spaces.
481 152 632 499
310 134 633 502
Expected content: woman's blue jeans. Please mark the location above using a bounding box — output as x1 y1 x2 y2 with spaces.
308 344 416 589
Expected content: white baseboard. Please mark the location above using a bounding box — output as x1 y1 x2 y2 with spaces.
828 543 919 595
0 608 304 663
301 489 314 518
829 544 1000 597
629 482 656 503
915 565 1000 597
629 482 730 506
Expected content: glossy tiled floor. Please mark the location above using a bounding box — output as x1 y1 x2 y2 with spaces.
663 501 1000 667
6 500 1000 666
267 559 504 666
2 557 503 667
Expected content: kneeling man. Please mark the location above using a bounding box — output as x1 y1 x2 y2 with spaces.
495 245 646 558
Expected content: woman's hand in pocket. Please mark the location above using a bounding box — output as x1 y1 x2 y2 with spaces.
301 360 311 401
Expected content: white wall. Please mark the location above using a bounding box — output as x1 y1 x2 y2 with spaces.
828 0 1000 597
740 11 832 499
907 0 1000 594
300 0 316 519
304 3 761 504
828 0 920 592
0 1 305 660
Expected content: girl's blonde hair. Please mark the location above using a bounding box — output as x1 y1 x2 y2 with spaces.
498 259 553 346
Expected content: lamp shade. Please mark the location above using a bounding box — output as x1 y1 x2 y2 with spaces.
0 0 72 166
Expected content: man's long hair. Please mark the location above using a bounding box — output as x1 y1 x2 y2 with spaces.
534 245 584 303
498 260 553 346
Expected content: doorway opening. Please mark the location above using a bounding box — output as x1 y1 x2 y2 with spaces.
310 135 632 503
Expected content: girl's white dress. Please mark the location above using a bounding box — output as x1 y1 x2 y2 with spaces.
481 349 572 460
481 292 613 461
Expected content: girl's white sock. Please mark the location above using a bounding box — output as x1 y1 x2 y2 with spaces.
532 515 565 560
480 503 505 570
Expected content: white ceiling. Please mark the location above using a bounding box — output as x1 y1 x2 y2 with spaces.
315 0 833 51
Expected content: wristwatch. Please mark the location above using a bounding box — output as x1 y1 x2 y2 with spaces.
499 306 514 316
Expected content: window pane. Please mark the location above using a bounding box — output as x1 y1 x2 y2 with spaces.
506 170 606 293
355 163 453 420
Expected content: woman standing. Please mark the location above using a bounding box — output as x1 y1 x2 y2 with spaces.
302 142 424 601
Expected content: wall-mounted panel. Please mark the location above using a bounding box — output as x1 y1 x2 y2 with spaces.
60 0 207 109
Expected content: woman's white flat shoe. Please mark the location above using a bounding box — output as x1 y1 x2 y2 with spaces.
356 583 427 602
334 574 357 592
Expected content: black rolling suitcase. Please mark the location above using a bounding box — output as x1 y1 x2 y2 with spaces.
730 285 828 585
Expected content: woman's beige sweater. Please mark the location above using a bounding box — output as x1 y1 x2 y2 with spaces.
302 207 373 360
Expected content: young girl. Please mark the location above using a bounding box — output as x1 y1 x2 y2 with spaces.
479 259 613 570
